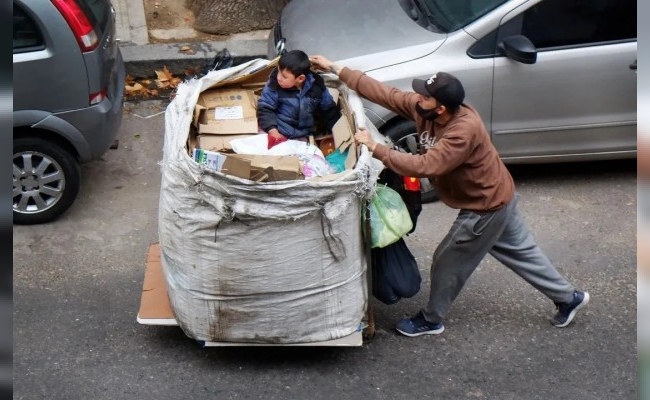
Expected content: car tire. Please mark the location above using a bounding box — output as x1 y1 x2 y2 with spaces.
381 119 438 204
13 137 81 225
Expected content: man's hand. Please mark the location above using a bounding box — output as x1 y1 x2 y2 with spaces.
354 128 377 152
309 55 341 76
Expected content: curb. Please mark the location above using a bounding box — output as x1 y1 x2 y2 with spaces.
120 39 269 78
113 0 272 79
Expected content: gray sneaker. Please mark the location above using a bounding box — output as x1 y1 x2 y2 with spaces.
550 290 590 327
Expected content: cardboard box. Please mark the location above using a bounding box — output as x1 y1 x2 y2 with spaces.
194 89 259 135
229 153 304 181
210 58 279 88
329 98 358 169
198 134 257 152
187 126 198 156
192 147 303 182
332 113 353 152
193 148 251 179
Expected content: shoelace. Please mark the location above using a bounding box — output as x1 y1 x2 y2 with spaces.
412 313 436 329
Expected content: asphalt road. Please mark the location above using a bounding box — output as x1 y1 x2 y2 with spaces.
13 100 636 399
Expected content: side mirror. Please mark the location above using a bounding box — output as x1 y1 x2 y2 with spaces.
498 35 537 64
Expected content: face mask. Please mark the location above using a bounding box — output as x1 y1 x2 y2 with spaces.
415 103 440 121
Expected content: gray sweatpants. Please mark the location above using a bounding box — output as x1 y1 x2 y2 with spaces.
422 194 575 324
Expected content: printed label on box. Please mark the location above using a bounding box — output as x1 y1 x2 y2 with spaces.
193 148 226 171
215 106 244 120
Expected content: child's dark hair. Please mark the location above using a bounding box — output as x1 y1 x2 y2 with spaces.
278 50 311 78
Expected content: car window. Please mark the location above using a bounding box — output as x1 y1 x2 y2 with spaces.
422 0 509 32
76 0 109 33
13 3 44 52
521 0 636 49
468 0 636 58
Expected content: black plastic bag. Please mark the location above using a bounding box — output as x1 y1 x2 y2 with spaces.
206 48 233 72
185 48 234 81
371 237 422 305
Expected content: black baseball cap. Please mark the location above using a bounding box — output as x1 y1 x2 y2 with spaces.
412 72 465 109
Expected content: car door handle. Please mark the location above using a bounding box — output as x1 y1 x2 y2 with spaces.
630 60 637 70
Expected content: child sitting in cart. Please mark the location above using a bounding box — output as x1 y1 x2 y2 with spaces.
257 50 341 149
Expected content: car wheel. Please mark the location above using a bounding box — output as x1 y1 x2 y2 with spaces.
381 119 438 203
13 137 81 224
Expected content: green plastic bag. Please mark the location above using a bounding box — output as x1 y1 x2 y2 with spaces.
366 185 414 248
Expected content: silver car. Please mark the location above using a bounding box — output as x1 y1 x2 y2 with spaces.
269 0 637 202
13 0 125 224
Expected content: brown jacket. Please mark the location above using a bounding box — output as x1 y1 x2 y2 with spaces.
339 67 514 212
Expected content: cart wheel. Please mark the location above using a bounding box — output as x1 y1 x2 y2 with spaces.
363 323 376 340
362 303 376 340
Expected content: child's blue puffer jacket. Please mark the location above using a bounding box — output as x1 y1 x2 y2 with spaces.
257 68 341 139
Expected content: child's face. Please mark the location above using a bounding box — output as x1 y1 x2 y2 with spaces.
277 68 306 89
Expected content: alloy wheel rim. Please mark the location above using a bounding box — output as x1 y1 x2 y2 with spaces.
13 151 66 214
394 132 434 197
394 132 420 155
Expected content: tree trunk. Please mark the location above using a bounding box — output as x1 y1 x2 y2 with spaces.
186 0 291 35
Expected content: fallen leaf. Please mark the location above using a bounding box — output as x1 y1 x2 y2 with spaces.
155 70 169 82
155 66 173 82
123 66 181 99
125 83 144 93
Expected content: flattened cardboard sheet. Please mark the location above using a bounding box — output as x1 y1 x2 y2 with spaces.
210 57 279 88
332 114 353 152
137 243 176 324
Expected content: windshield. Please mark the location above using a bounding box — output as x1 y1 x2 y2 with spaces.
420 0 509 32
